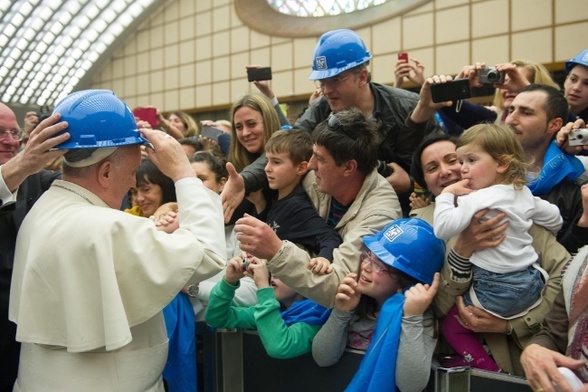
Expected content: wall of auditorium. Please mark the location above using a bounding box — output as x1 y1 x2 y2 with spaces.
89 0 588 114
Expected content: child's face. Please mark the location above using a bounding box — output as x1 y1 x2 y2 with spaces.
456 144 506 190
191 161 225 194
265 151 305 193
357 250 400 306
271 275 301 305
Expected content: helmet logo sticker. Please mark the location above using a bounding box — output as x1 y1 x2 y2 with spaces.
316 56 327 70
583 53 588 62
383 225 403 243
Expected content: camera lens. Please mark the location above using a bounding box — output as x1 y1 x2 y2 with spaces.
487 70 499 82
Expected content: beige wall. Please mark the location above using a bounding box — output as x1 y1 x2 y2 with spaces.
90 0 588 113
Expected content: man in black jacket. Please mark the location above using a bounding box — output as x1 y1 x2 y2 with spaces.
0 104 67 391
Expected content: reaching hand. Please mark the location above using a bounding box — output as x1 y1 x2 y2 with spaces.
308 257 333 275
220 162 246 223
234 213 283 260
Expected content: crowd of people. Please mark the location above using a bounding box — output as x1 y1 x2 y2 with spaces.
0 27 587 392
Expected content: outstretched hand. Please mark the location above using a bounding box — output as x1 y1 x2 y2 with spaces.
221 162 245 223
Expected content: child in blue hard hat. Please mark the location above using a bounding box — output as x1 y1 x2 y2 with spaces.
564 48 588 123
312 218 445 392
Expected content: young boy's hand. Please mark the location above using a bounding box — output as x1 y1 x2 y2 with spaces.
224 256 246 285
308 257 333 275
334 273 360 312
245 257 270 288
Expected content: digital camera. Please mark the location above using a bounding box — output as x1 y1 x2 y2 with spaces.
37 105 52 122
569 128 588 146
478 67 505 85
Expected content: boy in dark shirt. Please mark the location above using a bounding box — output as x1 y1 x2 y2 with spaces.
262 129 341 274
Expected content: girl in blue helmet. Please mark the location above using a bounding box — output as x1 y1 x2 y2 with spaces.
564 48 588 123
312 218 445 392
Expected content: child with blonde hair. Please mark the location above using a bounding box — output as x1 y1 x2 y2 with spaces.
433 123 563 372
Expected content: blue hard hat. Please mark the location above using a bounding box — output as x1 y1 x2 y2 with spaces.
363 218 445 285
566 48 588 72
308 29 372 80
52 89 148 150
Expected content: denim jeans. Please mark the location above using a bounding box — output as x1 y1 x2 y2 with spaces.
463 264 544 318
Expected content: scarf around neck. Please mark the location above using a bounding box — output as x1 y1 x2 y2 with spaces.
281 298 331 326
345 293 405 392
527 140 584 195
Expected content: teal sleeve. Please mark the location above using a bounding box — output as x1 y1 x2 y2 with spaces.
204 279 257 329
254 288 321 359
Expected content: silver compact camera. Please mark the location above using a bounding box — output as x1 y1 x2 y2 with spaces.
569 128 588 146
478 67 505 84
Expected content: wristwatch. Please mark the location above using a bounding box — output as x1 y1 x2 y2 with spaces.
186 284 199 298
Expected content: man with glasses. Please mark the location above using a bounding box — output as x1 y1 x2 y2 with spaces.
234 108 402 308
0 103 66 391
224 29 439 221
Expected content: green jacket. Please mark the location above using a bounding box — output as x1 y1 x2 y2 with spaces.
205 279 321 359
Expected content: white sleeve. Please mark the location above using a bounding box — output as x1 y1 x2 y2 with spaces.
0 166 17 207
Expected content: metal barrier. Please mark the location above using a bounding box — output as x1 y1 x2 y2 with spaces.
197 324 532 392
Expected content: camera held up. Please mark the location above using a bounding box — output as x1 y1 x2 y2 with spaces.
37 105 52 122
569 128 588 147
478 67 505 85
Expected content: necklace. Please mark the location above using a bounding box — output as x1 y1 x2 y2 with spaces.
53 183 94 205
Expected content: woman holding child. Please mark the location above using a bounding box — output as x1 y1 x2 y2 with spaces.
409 132 571 375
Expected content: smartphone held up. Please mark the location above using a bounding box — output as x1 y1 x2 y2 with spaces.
430 79 471 103
247 67 272 82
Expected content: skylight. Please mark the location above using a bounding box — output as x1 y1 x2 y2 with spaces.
0 0 159 106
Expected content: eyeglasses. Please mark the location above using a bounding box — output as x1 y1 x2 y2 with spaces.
0 128 23 141
360 250 389 275
314 75 351 89
327 113 357 139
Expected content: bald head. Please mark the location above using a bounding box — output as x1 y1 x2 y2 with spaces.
0 103 17 122
0 103 21 165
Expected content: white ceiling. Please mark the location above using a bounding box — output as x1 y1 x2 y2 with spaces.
0 0 164 108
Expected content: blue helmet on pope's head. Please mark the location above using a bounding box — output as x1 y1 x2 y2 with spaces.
309 29 372 81
565 48 588 72
52 89 147 150
363 218 445 285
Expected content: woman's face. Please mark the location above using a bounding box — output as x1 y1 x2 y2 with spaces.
191 161 226 194
169 114 186 133
356 250 400 306
233 106 265 154
420 140 461 197
135 179 163 217
499 67 531 109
